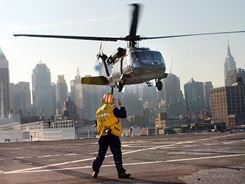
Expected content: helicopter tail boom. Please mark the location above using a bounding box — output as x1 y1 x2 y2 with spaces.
81 76 109 85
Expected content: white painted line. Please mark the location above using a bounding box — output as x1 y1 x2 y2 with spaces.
4 157 96 174
37 154 61 158
5 153 245 174
0 148 23 151
66 153 79 156
3 161 164 174
165 153 245 163
4 134 237 174
123 145 152 147
15 156 32 159
15 153 80 160
3 165 92 174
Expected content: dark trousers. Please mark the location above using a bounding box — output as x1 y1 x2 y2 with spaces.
92 134 126 174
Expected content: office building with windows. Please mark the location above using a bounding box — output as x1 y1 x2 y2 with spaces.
32 61 55 118
210 80 245 128
0 48 10 116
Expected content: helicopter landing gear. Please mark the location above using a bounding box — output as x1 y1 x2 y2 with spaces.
156 79 162 91
117 81 124 92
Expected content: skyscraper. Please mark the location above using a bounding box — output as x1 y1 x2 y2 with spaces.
228 68 245 86
0 48 10 116
32 61 54 118
51 83 56 116
56 75 68 114
224 43 236 86
184 78 206 116
70 67 81 102
75 75 103 120
138 84 159 113
210 81 245 128
163 73 185 117
235 68 245 84
203 81 213 111
9 82 31 117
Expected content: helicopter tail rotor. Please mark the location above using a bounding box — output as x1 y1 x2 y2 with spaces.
96 42 104 61
95 42 110 77
96 42 108 62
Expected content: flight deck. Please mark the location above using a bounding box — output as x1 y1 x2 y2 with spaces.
0 132 244 184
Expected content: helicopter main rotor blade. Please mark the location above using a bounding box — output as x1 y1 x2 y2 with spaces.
141 30 245 40
129 4 140 38
13 34 122 42
14 30 245 42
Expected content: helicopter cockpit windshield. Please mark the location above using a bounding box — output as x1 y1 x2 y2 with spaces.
131 50 165 65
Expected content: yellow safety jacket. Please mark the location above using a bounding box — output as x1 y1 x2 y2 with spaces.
96 104 122 137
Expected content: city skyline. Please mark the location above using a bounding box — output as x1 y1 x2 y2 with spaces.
1 0 245 91
2 44 242 94
4 47 243 120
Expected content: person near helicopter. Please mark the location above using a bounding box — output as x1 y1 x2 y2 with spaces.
92 93 131 179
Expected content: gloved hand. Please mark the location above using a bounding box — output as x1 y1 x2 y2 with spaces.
117 98 123 107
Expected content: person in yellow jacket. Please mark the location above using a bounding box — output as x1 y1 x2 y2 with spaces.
92 93 131 179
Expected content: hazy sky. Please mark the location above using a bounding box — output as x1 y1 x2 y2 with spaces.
1 0 245 92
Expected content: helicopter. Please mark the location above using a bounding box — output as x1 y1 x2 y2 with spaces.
14 3 245 93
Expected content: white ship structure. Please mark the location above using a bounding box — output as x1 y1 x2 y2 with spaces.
0 80 76 143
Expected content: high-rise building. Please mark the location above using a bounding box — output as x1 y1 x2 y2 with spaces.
70 67 81 102
210 80 245 128
138 84 159 113
235 68 245 84
9 82 31 117
224 43 236 86
163 73 185 117
51 83 56 116
121 85 142 116
228 68 245 86
72 66 110 120
0 48 10 116
62 96 79 121
56 75 68 114
184 78 206 116
203 81 213 111
75 75 103 120
32 61 55 118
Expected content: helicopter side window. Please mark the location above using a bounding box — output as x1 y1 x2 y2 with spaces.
138 52 146 61
136 52 142 60
154 52 161 60
148 51 165 63
144 51 152 60
131 51 165 64
131 52 139 61
154 52 165 63
137 51 151 63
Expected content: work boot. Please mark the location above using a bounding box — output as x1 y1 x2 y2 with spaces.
91 171 99 179
118 172 131 179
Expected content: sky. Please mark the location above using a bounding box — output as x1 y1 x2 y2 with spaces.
1 0 245 92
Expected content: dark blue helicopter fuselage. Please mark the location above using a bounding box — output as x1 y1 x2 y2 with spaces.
109 47 166 86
